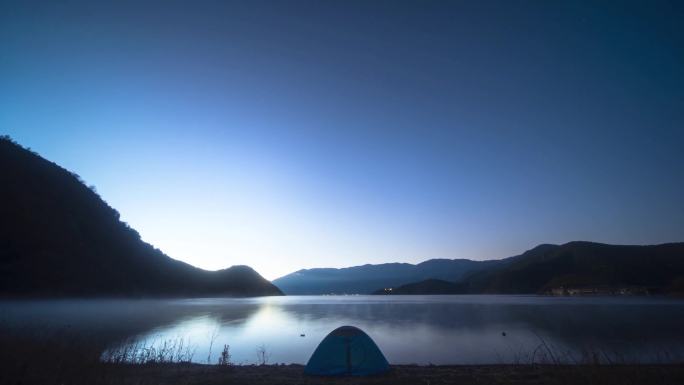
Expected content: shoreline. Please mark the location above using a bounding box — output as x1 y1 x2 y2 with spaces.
5 361 684 385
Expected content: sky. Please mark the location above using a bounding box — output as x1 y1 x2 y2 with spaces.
1 0 683 280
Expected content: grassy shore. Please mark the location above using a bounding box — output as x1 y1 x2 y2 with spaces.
2 333 683 385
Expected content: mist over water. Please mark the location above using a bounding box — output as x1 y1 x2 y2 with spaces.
2 295 684 365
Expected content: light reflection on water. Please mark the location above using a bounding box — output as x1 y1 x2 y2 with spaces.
3 295 684 364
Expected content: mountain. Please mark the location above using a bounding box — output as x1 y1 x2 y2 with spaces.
373 279 467 295
276 241 684 296
466 241 684 295
0 136 282 297
273 258 504 294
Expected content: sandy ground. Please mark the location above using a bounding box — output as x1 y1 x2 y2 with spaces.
7 363 684 385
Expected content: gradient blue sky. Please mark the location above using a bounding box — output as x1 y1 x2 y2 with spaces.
2 0 683 279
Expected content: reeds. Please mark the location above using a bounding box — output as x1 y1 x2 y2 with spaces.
102 337 197 364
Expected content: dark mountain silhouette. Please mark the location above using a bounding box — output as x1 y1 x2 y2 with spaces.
373 279 467 295
0 136 282 297
273 258 503 294
466 241 684 295
277 242 684 295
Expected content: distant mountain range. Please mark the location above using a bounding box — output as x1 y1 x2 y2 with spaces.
466 242 684 295
275 242 684 295
373 279 467 295
0 136 282 297
273 258 503 295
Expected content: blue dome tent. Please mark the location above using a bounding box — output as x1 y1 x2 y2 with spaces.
304 325 390 376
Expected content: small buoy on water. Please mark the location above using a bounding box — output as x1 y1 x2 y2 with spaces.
300 333 306 337
502 331 506 336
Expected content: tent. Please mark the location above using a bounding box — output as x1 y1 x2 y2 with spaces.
304 325 390 376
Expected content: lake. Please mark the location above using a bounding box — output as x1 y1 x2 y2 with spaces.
2 295 684 365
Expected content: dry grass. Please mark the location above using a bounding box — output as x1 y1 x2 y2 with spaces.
102 337 197 364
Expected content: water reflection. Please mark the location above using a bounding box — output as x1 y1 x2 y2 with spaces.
3 295 684 364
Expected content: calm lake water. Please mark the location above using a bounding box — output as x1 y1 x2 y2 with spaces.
2 295 684 365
